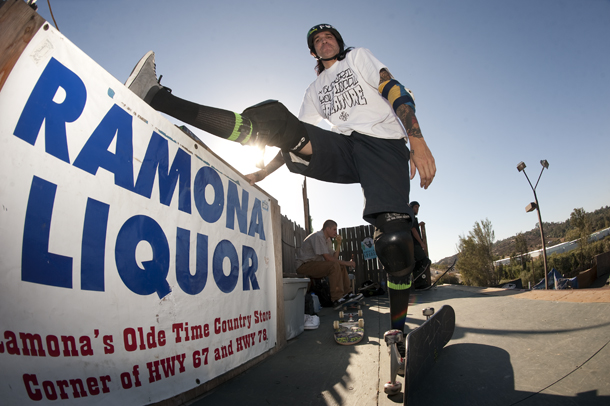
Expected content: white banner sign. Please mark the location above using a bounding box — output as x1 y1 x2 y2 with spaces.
0 25 276 404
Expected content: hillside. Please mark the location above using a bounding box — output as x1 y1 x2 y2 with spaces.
434 205 610 267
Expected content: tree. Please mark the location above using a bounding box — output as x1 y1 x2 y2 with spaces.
569 207 592 268
514 232 530 270
570 208 591 241
457 219 498 287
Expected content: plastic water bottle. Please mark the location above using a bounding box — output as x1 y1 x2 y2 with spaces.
311 293 321 313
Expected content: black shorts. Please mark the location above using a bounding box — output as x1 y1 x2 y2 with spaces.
283 123 411 225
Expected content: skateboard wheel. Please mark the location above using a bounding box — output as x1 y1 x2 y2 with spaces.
423 307 435 317
339 311 344 318
358 310 363 317
383 381 402 395
333 320 339 329
358 318 364 328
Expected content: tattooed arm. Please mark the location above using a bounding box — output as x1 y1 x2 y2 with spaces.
379 68 436 189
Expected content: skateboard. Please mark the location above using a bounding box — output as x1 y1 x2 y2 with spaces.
332 293 363 310
415 258 457 292
412 261 431 289
384 329 405 395
358 280 382 293
405 305 455 404
333 310 364 345
384 305 455 404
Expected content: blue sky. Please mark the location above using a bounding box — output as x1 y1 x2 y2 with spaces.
34 0 610 262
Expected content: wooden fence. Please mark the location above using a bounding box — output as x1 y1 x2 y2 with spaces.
281 215 308 276
281 217 384 290
337 224 384 289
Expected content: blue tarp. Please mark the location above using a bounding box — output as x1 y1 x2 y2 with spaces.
532 268 573 290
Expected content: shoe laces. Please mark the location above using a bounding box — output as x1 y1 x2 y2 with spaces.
151 60 164 86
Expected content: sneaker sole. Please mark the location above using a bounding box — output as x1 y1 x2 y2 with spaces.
343 294 363 305
125 50 154 88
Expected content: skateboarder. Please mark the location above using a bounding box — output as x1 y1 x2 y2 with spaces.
410 201 431 286
295 220 357 308
125 23 436 352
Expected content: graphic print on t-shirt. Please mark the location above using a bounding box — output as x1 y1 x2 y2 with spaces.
318 68 368 121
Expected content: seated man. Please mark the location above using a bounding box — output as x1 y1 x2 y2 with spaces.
295 220 360 308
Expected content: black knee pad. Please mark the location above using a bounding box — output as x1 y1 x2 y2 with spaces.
242 100 309 151
373 213 415 277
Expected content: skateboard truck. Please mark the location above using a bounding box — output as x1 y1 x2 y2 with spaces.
333 318 364 329
385 308 439 397
339 310 363 318
384 329 404 345
383 329 404 395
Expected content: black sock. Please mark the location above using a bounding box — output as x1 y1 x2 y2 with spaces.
388 274 411 331
150 88 254 144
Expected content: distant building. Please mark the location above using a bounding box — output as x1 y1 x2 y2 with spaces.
494 227 610 266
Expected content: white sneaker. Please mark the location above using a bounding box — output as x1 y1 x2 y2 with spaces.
344 293 363 304
304 314 320 330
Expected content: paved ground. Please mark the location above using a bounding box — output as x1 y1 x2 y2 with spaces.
188 284 610 405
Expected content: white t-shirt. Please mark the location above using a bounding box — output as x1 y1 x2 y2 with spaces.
298 48 406 140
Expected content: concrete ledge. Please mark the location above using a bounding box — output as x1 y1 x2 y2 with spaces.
596 251 610 277
577 265 598 288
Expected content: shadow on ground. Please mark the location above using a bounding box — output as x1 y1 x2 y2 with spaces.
410 343 610 406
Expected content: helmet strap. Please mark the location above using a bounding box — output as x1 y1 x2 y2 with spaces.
317 53 339 62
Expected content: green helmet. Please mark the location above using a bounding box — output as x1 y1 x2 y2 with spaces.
307 24 345 56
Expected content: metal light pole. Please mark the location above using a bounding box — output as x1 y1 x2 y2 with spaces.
517 160 550 289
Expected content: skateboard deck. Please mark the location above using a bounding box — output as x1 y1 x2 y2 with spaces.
333 314 364 345
333 293 363 310
403 305 455 405
416 259 457 292
412 262 431 289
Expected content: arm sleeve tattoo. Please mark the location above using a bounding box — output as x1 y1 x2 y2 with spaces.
379 69 422 138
